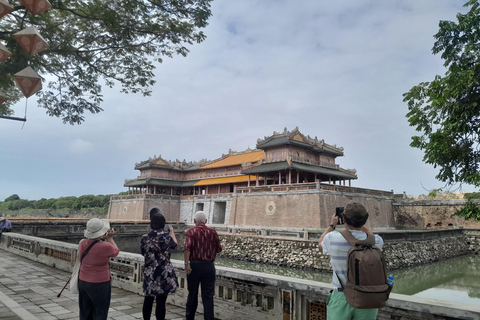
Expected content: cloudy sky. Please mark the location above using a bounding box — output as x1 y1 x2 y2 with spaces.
1 0 475 201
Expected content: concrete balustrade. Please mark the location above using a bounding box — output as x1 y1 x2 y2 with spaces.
1 232 479 319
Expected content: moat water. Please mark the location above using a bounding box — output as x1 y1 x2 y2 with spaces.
171 253 480 306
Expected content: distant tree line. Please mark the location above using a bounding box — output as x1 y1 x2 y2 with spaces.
0 193 127 211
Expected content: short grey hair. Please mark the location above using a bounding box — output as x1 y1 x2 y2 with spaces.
194 211 207 223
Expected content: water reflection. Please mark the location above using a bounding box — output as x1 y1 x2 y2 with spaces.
172 253 480 306
390 254 480 306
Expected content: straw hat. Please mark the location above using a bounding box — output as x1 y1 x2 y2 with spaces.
84 218 110 239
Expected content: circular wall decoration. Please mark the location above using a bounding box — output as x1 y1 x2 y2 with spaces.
265 201 276 215
123 207 127 213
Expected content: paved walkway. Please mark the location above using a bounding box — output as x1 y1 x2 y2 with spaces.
0 249 195 320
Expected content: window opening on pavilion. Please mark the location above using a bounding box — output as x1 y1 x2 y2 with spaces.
196 203 204 212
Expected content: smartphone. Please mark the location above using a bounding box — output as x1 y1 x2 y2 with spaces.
164 225 170 232
335 207 345 225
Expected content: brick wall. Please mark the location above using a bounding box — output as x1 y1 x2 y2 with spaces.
229 190 394 229
108 195 181 221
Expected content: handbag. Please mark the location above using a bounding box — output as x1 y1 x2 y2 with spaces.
70 240 99 294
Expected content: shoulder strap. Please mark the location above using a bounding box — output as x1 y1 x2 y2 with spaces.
148 235 166 258
81 240 99 264
339 229 374 247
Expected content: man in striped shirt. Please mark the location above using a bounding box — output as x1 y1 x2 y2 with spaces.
184 211 222 320
318 201 384 320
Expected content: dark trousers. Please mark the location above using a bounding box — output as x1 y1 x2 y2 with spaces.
186 261 216 320
78 280 111 320
143 294 168 320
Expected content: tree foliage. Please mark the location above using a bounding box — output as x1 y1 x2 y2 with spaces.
4 194 20 202
464 192 480 200
456 200 480 221
1 193 116 211
403 0 480 187
0 0 213 124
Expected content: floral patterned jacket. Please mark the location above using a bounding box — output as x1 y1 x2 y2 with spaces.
141 229 178 296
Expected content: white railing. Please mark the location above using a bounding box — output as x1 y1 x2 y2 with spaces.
1 233 478 320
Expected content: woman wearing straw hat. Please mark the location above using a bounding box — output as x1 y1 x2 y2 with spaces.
78 218 119 320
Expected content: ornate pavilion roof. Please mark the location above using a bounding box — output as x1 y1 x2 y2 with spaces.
200 149 264 169
134 156 207 171
241 160 357 179
256 127 344 156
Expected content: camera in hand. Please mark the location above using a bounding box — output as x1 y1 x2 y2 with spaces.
336 207 345 225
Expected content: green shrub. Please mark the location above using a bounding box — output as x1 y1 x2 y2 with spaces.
456 200 480 221
464 192 480 201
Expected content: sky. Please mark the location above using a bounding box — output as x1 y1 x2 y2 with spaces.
1 0 476 201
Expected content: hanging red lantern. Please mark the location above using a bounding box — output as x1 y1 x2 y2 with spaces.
0 0 14 19
0 90 8 104
13 27 49 56
14 66 42 98
0 43 11 61
19 0 51 16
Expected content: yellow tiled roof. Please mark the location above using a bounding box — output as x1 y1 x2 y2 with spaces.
201 150 264 169
194 175 259 186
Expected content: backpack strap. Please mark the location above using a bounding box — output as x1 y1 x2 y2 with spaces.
339 229 374 247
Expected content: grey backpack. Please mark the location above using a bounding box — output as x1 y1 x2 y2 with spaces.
338 229 392 309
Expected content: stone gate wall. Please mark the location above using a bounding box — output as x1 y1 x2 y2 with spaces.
108 194 181 221
229 190 394 229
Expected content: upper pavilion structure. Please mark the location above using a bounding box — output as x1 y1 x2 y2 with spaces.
124 128 357 196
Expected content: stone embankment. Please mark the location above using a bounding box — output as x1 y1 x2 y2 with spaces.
382 236 469 270
466 232 480 253
219 232 480 272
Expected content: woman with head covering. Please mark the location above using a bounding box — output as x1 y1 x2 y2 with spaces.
78 218 119 320
141 212 179 320
0 216 12 232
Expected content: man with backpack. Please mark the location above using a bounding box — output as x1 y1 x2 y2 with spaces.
318 201 390 320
